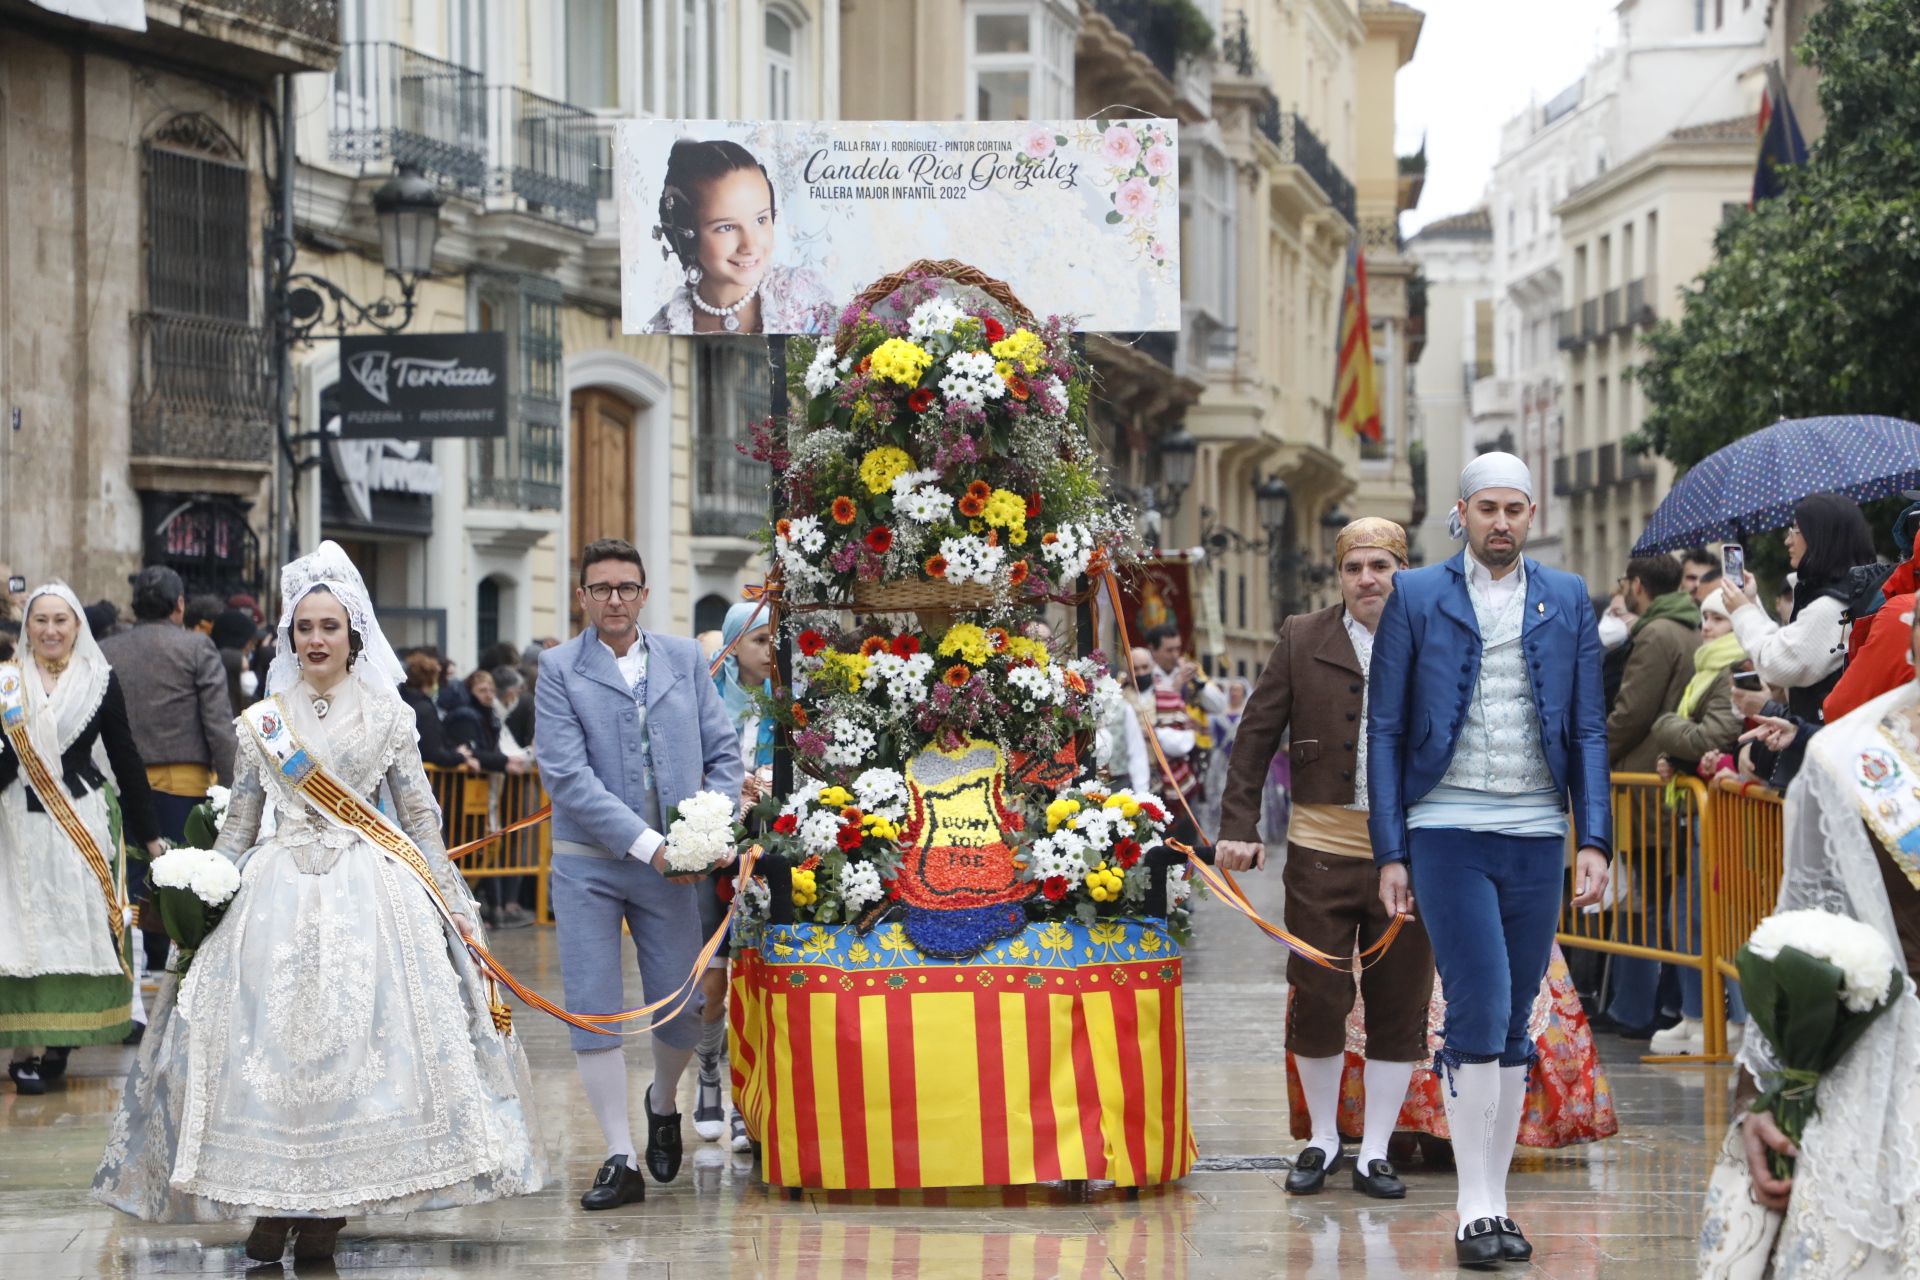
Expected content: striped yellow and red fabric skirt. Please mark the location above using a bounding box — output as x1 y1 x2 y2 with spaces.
730 917 1196 1190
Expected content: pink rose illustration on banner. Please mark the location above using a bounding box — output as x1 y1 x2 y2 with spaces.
1149 240 1169 262
1143 144 1175 178
1113 177 1153 219
1021 125 1057 160
1099 126 1141 166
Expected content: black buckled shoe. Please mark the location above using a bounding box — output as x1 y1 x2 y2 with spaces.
7 1058 46 1096
1496 1216 1533 1262
1455 1216 1505 1269
38 1047 71 1083
1351 1158 1406 1199
580 1155 646 1210
644 1086 684 1184
1284 1145 1343 1195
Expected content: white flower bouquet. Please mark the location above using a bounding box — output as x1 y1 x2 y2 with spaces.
149 847 241 973
661 790 743 874
177 782 230 852
1737 907 1906 1180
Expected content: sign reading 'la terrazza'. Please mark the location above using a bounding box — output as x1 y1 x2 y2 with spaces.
336 331 510 440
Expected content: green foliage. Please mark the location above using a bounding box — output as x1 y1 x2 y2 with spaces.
1635 0 1920 482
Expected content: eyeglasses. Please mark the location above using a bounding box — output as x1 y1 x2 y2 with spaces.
583 582 646 602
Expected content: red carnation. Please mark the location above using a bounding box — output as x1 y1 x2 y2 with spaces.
864 526 895 555
797 629 828 657
837 824 865 852
1114 838 1143 869
908 387 935 413
716 877 737 903
772 813 798 836
982 316 1006 344
1026 492 1042 519
1042 876 1069 901
1140 801 1166 823
890 634 922 658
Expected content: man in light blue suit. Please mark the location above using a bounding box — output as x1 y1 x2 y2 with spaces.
535 538 744 1211
1366 454 1612 1269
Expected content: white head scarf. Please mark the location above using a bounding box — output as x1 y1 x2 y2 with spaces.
13 582 112 777
1449 451 1536 539
268 541 406 710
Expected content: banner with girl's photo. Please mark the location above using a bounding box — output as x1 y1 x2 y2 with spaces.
614 118 1181 335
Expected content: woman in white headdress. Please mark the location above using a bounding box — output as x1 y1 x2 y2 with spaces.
1 583 163 1092
94 543 546 1264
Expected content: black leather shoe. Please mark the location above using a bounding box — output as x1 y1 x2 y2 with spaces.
1351 1158 1405 1199
8 1059 46 1096
38 1047 71 1083
579 1155 646 1209
1284 1145 1342 1194
644 1086 684 1183
1496 1216 1533 1262
1455 1217 1505 1269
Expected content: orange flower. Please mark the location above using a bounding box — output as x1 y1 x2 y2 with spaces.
1064 669 1089 694
1008 560 1030 587
958 494 986 518
776 518 792 539
924 554 948 578
831 496 858 524
985 528 1000 547
1006 374 1030 401
791 703 809 728
855 356 871 375
1042 531 1060 546
840 806 865 823
966 480 992 501
1087 549 1109 576
859 636 888 658
987 627 1011 653
943 664 972 688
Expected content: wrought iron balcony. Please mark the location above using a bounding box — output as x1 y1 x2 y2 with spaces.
1598 441 1618 487
1360 214 1402 253
487 87 598 226
1221 9 1257 77
1555 308 1578 350
468 411 562 511
130 312 274 466
1093 0 1206 85
1261 105 1356 225
1553 455 1574 496
1580 298 1599 340
1602 287 1623 334
1108 330 1178 368
692 433 771 538
1627 276 1656 327
332 42 487 193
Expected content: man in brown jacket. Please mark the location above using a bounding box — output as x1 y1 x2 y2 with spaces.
1215 518 1434 1201
1607 554 1701 772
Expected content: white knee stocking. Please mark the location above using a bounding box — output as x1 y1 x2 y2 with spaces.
1441 1058 1502 1234
1293 1053 1346 1161
1489 1063 1528 1217
1358 1059 1415 1170
650 1039 695 1114
575 1047 636 1168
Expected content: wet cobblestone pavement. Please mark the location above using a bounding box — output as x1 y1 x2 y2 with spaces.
0 863 1721 1277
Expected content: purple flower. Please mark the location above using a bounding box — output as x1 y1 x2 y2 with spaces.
794 728 828 756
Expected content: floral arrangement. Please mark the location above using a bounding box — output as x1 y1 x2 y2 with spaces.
1736 908 1906 1180
745 771 911 925
149 847 240 974
755 273 1133 605
178 783 230 851
662 790 744 874
1018 780 1176 928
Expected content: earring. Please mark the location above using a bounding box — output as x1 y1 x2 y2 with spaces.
685 264 703 286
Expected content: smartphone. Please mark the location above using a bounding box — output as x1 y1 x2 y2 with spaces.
1731 670 1764 692
1721 543 1746 590
5 575 23 595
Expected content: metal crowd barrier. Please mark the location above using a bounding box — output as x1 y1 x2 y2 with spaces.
425 765 554 924
1553 772 1786 1064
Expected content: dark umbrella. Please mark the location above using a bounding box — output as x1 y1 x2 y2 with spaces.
1631 414 1920 554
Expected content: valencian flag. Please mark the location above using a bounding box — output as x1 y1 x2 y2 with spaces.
1752 61 1809 206
1335 241 1382 443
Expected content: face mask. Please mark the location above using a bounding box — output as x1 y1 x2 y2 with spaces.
1134 674 1155 693
239 670 259 697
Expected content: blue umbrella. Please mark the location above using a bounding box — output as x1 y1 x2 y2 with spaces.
1631 414 1920 554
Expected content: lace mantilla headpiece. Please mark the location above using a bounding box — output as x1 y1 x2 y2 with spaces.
267 540 405 708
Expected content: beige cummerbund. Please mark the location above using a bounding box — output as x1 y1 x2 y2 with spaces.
1286 804 1373 859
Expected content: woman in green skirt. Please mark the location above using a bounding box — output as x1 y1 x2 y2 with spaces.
0 582 161 1092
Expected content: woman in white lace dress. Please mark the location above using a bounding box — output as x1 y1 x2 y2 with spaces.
94 543 546 1263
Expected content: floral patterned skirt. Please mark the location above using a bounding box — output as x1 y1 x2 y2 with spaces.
1285 943 1618 1148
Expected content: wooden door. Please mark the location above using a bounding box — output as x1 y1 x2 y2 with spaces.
569 389 636 631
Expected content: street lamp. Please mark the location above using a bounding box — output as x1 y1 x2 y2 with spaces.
1255 474 1298 621
1154 427 1198 519
284 163 444 339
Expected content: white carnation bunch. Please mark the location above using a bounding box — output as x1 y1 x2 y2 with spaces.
799 808 844 857
840 861 885 912
938 534 1006 586
1039 522 1094 580
204 784 231 822
823 721 878 768
852 768 909 821
894 483 954 525
662 789 738 873
1007 664 1061 706
938 351 1007 411
803 341 841 397
1167 863 1192 906
907 297 967 341
1747 908 1901 1013
150 847 240 907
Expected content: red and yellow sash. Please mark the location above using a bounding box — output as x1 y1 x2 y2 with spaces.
0 662 130 980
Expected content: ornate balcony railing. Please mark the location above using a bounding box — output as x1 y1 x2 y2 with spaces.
1602 286 1624 334
468 416 562 511
331 41 487 193
1221 9 1257 77
487 86 598 226
1360 213 1402 252
1259 103 1356 226
692 434 771 538
1093 0 1215 85
131 312 274 465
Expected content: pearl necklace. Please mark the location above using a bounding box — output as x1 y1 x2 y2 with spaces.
690 281 762 332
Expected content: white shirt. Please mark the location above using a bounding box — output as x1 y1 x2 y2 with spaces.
1465 548 1524 614
600 631 664 864
1344 611 1375 675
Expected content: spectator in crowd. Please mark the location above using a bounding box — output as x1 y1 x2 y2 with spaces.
97 566 238 979
1644 592 1751 1054
1720 493 1877 785
183 594 224 635
495 665 536 750
1136 634 1206 839
1679 548 1718 598
0 563 26 647
1143 622 1229 715
1827 515 1920 721
83 600 120 640
210 609 258 717
1690 564 1724 606
436 656 472 715
477 642 522 676
444 669 531 775
1121 646 1166 796
1772 582 1795 626
1607 555 1701 773
1596 588 1636 710
696 631 725 665
401 651 478 772
225 592 263 625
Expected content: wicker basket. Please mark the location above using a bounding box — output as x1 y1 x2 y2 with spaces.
833 259 1037 352
850 577 1001 616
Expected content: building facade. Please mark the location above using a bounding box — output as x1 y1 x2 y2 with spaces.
1404 206 1491 564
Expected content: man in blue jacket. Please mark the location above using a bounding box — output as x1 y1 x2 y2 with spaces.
1366 453 1612 1268
536 538 745 1211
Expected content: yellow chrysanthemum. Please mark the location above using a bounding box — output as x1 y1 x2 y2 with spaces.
1004 636 1050 667
980 488 1027 530
1046 798 1083 832
994 360 1014 379
791 868 819 907
1103 795 1142 818
858 446 914 496
861 814 900 842
937 622 992 666
990 328 1046 375
817 786 854 809
867 338 934 387
820 650 871 691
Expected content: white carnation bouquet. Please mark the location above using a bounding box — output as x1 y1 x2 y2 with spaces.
662 790 743 874
149 847 241 974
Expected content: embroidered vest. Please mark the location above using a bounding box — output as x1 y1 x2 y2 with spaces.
631 659 663 832
1439 568 1554 795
